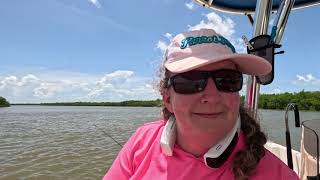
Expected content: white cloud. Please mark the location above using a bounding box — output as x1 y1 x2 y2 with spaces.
0 70 159 103
20 74 40 86
0 76 18 89
185 2 194 10
263 88 282 94
293 74 320 91
0 75 42 98
273 88 282 94
156 40 168 54
97 70 134 86
188 12 235 37
88 71 135 98
164 33 173 40
88 72 159 102
155 32 173 57
296 74 317 82
187 12 246 53
34 83 61 98
260 86 283 94
88 0 101 8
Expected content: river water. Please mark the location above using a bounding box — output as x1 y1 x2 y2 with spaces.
1 105 319 179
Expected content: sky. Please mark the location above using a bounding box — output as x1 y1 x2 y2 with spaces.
0 0 319 103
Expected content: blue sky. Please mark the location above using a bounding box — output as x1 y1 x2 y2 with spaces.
0 0 319 103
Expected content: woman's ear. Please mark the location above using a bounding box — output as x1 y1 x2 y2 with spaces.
163 89 173 113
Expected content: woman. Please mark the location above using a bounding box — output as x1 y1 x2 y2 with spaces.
103 29 299 180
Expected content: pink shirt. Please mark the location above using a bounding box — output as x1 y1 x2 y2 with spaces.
103 120 299 180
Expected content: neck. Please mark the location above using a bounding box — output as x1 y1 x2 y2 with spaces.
176 128 224 157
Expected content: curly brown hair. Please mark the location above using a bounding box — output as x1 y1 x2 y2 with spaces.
158 68 267 180
233 106 267 180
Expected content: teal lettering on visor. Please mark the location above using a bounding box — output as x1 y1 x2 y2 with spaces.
180 35 236 53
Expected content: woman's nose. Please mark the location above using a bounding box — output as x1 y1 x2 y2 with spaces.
200 78 222 103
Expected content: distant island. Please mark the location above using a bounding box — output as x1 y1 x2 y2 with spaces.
9 91 320 111
0 96 10 107
40 99 162 107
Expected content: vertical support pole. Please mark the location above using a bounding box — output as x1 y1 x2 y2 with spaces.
245 0 273 119
272 0 295 44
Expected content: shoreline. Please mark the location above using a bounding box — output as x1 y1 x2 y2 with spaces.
7 104 320 112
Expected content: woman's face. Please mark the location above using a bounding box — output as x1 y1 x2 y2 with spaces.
163 60 240 138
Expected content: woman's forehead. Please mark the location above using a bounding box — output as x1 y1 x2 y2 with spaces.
196 60 237 71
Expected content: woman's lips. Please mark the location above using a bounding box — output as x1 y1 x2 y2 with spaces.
193 112 222 119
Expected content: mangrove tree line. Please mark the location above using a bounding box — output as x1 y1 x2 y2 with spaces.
33 91 320 111
258 91 320 111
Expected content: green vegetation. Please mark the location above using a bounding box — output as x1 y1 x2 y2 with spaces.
240 91 320 111
258 91 320 111
8 91 320 111
41 99 162 107
0 96 10 107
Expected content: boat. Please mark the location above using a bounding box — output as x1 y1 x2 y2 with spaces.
193 0 320 179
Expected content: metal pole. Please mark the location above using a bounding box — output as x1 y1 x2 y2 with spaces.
272 0 295 44
245 0 273 119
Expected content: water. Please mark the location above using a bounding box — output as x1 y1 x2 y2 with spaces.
0 106 160 180
0 106 319 179
259 110 320 151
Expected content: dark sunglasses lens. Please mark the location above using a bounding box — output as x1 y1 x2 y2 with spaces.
214 70 242 92
170 70 242 94
172 74 207 94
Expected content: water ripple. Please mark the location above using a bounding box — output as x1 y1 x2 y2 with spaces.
0 106 159 179
1 106 319 179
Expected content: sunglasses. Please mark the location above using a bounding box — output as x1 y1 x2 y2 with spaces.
167 69 243 94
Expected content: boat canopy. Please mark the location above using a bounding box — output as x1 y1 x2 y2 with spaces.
194 0 320 14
